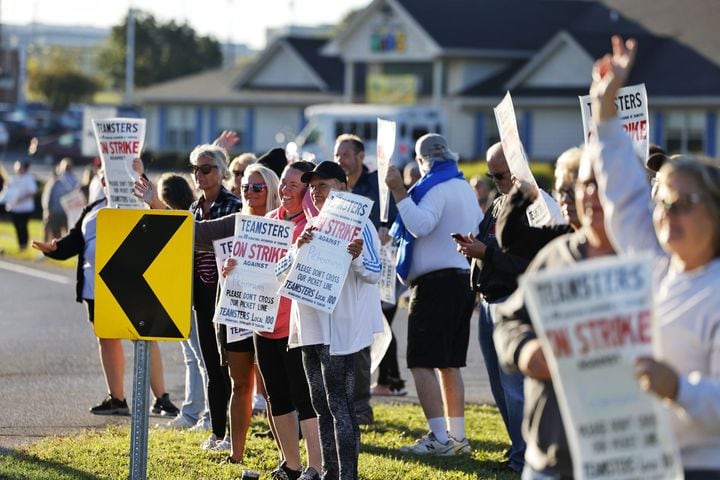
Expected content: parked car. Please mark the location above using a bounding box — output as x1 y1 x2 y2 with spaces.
28 130 95 165
2 110 37 148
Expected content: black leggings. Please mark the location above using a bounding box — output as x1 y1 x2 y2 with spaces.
254 334 315 420
376 304 400 385
194 279 231 439
10 212 31 249
302 345 358 480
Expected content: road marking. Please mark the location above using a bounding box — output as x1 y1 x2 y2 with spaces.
0 260 73 284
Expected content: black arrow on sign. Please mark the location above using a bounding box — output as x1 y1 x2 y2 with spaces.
99 214 186 338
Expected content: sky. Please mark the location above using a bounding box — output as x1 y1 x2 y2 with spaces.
1 0 371 49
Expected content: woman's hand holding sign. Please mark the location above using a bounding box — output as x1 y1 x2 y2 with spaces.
296 225 315 248
222 258 238 278
347 237 364 259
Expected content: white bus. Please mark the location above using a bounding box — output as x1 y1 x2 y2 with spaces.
289 104 446 170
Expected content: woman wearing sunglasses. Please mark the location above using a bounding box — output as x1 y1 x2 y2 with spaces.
195 161 324 478
188 145 243 455
591 37 720 478
214 164 280 465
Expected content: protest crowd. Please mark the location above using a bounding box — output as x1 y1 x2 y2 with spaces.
16 35 719 480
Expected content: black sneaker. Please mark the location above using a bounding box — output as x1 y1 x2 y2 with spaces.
90 394 129 415
297 467 321 480
269 460 302 480
151 393 179 416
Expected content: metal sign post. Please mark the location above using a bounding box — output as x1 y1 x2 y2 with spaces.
129 340 150 480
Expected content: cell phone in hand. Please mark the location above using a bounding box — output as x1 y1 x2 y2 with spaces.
451 232 468 242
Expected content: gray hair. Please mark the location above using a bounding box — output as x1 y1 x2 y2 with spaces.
189 144 230 183
658 155 720 256
415 133 459 162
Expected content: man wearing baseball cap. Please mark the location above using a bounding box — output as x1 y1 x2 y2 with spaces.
278 160 384 480
385 133 483 457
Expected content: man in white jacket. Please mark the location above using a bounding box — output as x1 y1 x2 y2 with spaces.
276 161 383 480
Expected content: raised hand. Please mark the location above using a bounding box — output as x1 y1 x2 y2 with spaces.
213 130 240 152
133 176 165 209
590 36 638 122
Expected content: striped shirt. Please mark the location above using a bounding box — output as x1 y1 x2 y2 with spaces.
190 187 242 286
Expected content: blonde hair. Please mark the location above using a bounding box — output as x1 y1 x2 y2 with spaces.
554 146 582 190
241 163 280 215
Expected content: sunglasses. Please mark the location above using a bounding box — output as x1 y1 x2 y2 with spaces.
654 193 703 214
241 183 268 193
232 170 245 177
486 170 510 181
191 164 218 175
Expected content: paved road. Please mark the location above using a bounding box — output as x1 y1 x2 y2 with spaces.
0 257 494 450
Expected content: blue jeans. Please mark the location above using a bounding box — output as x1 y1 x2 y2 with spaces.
179 313 210 424
479 298 526 472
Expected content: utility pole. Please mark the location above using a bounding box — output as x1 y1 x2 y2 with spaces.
124 8 135 106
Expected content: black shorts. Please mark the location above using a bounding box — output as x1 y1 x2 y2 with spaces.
254 334 315 420
224 332 255 353
406 269 474 369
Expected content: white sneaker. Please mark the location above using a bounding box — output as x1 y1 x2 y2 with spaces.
209 436 231 452
155 415 196 429
189 417 211 431
399 432 455 456
200 433 218 450
450 436 471 455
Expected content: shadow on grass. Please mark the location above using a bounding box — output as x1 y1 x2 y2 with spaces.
0 448 102 480
360 443 518 479
373 418 509 453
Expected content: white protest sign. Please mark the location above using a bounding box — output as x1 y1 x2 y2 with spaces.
59 189 87 228
92 118 147 209
211 237 253 343
494 92 551 226
522 255 682 480
377 118 396 223
82 105 117 156
214 216 294 332
580 84 649 163
279 191 373 313
379 242 398 304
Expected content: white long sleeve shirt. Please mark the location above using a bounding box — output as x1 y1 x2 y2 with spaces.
593 117 720 470
278 221 384 355
395 177 483 283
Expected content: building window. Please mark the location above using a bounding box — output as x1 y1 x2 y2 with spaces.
216 107 248 148
166 107 195 150
664 111 705 155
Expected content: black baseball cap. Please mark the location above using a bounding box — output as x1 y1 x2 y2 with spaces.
300 161 347 184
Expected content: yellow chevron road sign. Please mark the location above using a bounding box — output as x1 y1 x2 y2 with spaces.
95 209 193 340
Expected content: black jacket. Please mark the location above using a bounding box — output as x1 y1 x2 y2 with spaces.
470 195 530 301
494 232 592 478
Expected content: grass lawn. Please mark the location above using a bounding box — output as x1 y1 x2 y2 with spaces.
0 403 517 480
